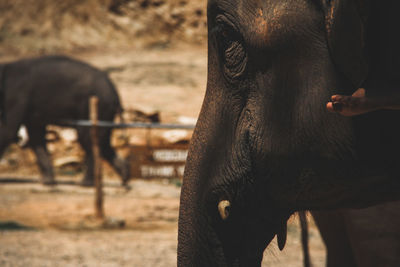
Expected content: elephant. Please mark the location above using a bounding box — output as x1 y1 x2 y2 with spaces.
0 55 130 186
311 202 400 267
178 0 400 266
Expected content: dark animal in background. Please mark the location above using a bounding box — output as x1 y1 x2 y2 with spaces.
0 55 129 186
311 202 400 267
178 0 400 266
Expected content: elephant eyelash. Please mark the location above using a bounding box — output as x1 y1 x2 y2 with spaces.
212 24 236 46
214 15 242 49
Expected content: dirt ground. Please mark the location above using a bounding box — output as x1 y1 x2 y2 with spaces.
0 178 325 267
0 47 326 266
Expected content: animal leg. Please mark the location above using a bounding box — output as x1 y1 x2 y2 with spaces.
77 127 95 186
0 125 16 158
312 210 357 267
99 128 130 186
26 125 55 185
0 108 25 158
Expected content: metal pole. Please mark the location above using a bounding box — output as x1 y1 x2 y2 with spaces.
62 120 196 129
90 96 104 219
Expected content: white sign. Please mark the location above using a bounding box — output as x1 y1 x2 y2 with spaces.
140 165 185 178
153 150 188 162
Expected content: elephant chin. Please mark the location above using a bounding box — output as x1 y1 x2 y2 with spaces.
236 234 277 267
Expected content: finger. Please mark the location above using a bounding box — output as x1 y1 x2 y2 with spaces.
326 102 335 112
331 95 343 101
332 101 343 111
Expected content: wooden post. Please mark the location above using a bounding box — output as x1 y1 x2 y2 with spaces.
90 96 104 219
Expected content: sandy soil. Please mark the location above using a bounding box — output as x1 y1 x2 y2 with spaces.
0 177 325 267
0 47 326 266
0 180 178 267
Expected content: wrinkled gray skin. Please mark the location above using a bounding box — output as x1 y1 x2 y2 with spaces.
0 55 130 186
178 0 400 266
313 202 400 267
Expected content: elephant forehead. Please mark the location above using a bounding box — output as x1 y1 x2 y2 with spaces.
236 1 304 46
252 8 269 39
212 0 316 47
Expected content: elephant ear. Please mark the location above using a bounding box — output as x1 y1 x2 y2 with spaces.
324 0 370 89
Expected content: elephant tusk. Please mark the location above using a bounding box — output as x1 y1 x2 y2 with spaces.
218 200 231 220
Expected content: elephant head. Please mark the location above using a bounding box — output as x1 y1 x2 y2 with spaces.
178 0 400 266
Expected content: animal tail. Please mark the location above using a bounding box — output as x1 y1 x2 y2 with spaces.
0 64 6 124
299 211 312 267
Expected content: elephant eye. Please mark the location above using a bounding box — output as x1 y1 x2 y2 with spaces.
215 17 247 82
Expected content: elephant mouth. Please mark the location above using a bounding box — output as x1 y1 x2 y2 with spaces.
215 210 287 266
228 232 277 267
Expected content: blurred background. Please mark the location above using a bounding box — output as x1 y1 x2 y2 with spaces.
0 1 325 266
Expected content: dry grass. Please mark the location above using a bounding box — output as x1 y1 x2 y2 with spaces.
0 0 207 55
